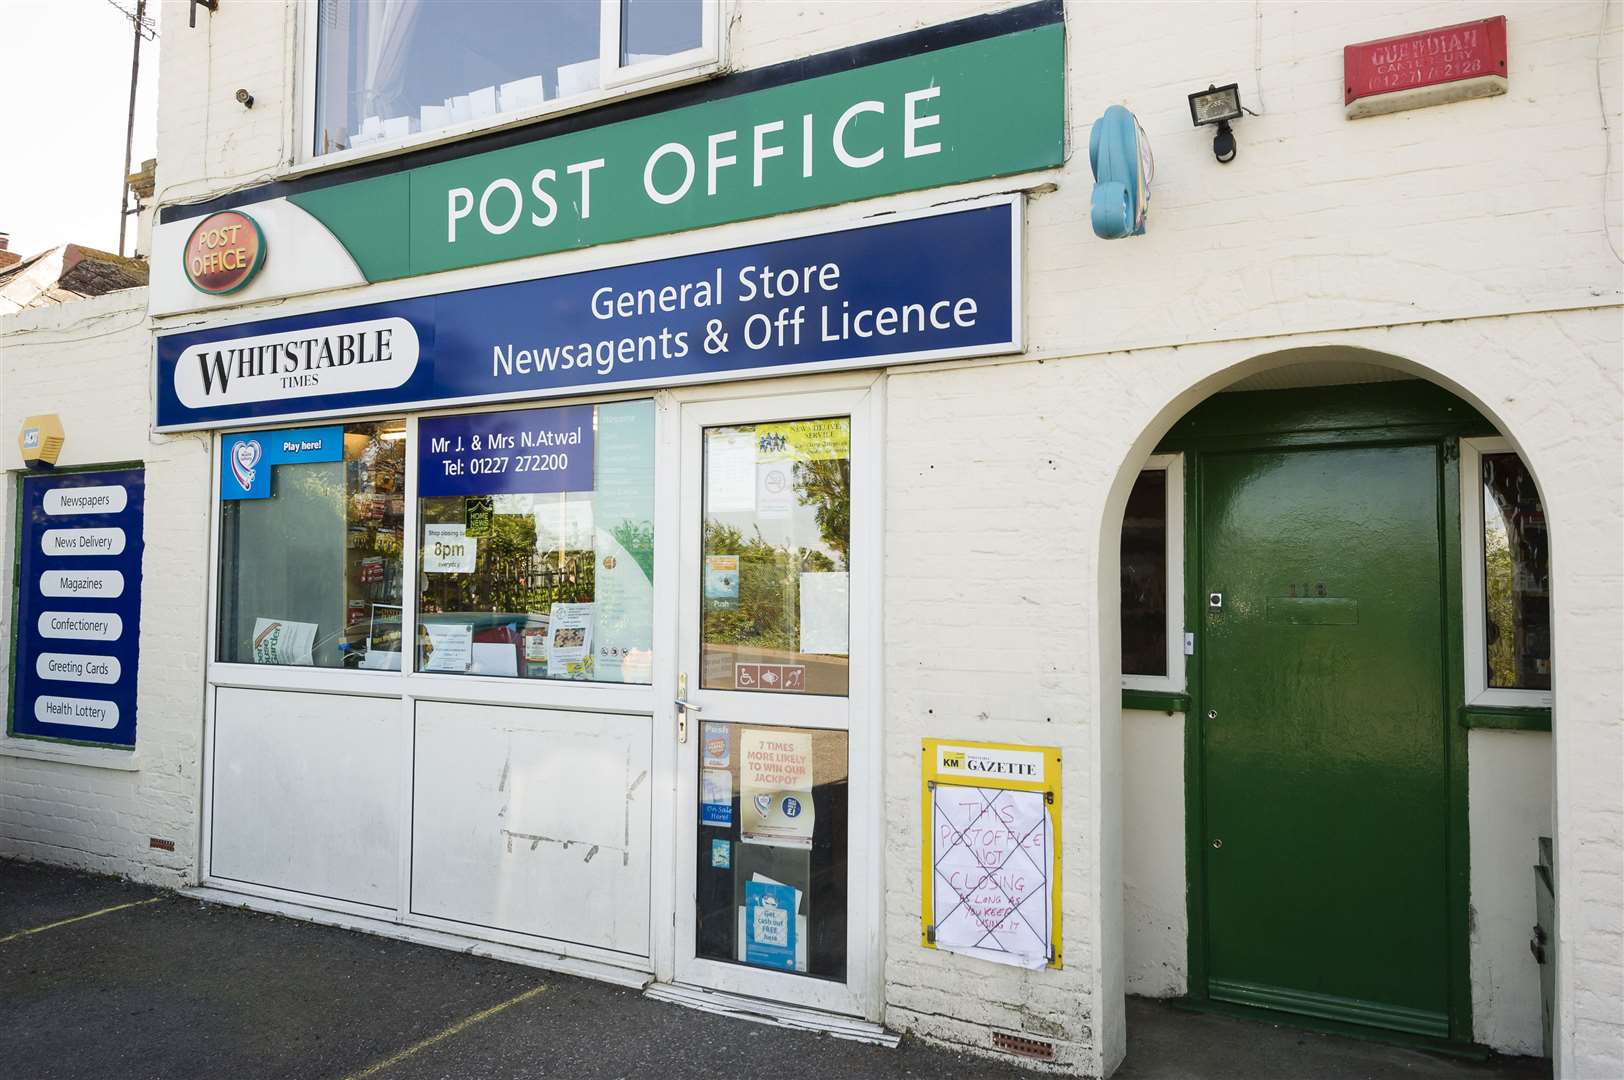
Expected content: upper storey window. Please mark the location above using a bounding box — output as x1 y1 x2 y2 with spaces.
311 0 717 160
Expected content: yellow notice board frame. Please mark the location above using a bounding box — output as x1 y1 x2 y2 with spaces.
920 738 1062 969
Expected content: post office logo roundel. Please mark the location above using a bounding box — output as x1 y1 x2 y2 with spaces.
183 210 267 295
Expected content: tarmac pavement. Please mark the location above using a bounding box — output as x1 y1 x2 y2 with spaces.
0 859 1550 1080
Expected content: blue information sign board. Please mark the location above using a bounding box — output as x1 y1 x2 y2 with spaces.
10 468 144 748
154 201 1020 430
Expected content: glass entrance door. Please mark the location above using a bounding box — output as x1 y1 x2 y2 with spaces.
672 388 874 1017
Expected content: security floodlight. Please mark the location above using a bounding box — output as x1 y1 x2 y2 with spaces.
1188 83 1243 164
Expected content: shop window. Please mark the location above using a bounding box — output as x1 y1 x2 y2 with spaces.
311 0 716 159
415 399 654 684
1120 454 1184 692
1463 438 1552 705
217 420 406 669
700 418 851 696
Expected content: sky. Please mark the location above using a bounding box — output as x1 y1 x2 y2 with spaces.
0 0 161 259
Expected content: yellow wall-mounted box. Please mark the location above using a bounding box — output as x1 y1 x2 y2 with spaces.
19 413 65 469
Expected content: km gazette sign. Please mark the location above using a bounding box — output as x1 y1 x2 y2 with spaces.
147 18 1063 315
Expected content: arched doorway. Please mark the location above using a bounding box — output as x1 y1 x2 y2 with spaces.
1110 349 1554 1054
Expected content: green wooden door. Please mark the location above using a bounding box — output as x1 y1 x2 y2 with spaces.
1200 443 1452 1037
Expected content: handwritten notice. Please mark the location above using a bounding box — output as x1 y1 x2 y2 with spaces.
931 785 1053 969
740 728 815 849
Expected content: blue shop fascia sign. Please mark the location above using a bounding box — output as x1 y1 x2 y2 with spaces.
154 199 1023 431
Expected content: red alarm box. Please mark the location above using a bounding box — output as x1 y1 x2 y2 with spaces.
1345 16 1507 119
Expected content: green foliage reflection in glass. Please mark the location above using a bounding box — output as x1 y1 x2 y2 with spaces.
702 424 849 654
419 499 595 615
417 510 652 618
413 400 656 683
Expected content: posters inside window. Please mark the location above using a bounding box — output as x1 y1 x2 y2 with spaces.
695 722 849 979
700 417 851 695
217 421 406 669
415 399 654 682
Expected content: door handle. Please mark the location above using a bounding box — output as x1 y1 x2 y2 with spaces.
674 698 703 744
675 673 701 744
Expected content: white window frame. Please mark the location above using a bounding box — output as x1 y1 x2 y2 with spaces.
1460 437 1553 708
295 0 725 171
201 390 667 966
1121 453 1185 695
669 380 884 1021
196 372 883 1001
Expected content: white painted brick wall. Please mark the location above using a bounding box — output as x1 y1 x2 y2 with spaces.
1470 730 1555 1055
880 308 1621 1076
0 290 211 888
121 1 1624 1076
1121 710 1185 1000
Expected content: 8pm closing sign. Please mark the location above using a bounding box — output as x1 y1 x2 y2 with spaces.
922 738 1061 969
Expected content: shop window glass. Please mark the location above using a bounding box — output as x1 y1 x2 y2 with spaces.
313 0 706 157
415 400 654 683
1481 452 1551 691
621 0 703 65
217 421 406 669
701 419 851 696
1121 468 1168 677
695 722 848 979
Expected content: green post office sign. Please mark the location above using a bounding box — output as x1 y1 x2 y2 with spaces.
286 22 1064 283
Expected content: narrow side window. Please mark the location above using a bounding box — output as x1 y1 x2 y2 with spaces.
1121 455 1184 692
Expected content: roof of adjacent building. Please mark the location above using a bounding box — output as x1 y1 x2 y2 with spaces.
0 244 148 314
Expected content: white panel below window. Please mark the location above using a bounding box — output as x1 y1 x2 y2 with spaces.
210 688 402 907
411 701 652 956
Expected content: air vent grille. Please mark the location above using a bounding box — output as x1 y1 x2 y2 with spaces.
992 1030 1056 1061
